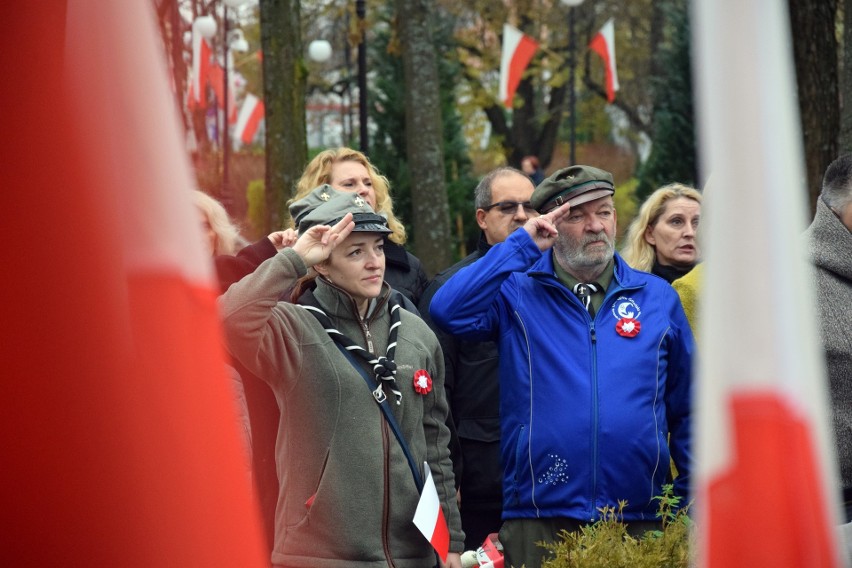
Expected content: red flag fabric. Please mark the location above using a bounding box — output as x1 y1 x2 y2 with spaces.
589 18 619 103
0 2 266 565
209 57 238 124
692 0 843 566
233 92 265 148
498 23 539 109
413 464 450 562
191 29 212 108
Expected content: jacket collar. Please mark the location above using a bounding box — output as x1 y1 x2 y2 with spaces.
477 232 493 256
384 240 410 271
302 276 391 323
529 251 644 291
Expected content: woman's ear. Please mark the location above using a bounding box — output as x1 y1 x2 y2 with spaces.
313 260 330 278
644 224 656 246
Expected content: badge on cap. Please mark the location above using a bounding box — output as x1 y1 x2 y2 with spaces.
413 370 432 395
319 189 331 201
354 195 366 207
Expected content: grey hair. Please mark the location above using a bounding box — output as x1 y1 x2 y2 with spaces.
474 167 527 210
821 154 852 213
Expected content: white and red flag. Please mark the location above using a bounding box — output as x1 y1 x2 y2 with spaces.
498 23 539 109
234 92 265 148
692 0 843 567
588 18 619 103
0 1 266 565
413 463 450 562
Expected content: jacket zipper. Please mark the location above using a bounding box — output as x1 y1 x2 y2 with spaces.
590 320 598 521
381 418 395 566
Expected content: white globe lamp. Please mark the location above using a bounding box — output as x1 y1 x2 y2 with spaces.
193 16 217 39
308 40 333 63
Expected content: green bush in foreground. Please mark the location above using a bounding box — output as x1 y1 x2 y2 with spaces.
542 485 693 568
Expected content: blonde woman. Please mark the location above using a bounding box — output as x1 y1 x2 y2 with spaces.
291 147 428 303
621 183 702 282
194 190 242 256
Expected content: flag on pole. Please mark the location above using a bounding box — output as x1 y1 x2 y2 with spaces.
692 0 843 567
0 1 267 565
589 18 619 103
208 60 238 124
413 463 450 562
191 28 212 108
498 23 539 109
234 92 265 149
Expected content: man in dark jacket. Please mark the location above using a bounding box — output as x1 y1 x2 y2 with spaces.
431 165 693 568
803 154 852 523
419 167 537 550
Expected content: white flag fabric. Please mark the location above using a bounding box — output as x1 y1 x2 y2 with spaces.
589 18 619 103
498 24 539 108
691 0 843 566
233 92 265 149
413 462 450 562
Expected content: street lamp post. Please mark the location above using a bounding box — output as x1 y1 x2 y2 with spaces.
221 0 250 199
355 0 368 154
560 0 585 165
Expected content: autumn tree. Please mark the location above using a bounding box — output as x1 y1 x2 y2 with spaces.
788 0 839 212
260 0 308 232
394 0 454 275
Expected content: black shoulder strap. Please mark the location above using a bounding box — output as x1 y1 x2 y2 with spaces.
334 342 424 492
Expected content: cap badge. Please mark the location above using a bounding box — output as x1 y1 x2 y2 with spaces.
413 369 432 395
353 195 366 207
319 190 331 201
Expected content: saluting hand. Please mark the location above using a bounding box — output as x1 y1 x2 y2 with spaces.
291 213 355 267
267 228 298 251
522 201 571 251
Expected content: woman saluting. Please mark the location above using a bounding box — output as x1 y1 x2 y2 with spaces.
219 187 463 568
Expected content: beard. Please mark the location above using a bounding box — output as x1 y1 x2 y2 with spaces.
554 230 615 270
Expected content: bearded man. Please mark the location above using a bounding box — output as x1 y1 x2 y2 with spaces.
430 165 694 568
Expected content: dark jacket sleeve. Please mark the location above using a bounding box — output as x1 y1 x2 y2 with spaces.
418 276 463 488
384 242 428 306
214 237 278 294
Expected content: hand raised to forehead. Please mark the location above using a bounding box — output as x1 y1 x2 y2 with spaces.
292 213 355 267
522 201 571 251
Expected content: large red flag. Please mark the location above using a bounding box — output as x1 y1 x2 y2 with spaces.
692 0 843 566
0 2 266 566
498 24 539 109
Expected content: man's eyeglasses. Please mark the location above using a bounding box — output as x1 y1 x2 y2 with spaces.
481 201 537 215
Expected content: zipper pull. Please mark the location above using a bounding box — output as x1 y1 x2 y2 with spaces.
362 322 374 353
590 322 597 344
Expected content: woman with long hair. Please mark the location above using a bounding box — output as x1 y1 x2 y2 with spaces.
292 147 428 303
621 183 702 282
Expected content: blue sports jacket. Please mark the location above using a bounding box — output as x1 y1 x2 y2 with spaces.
430 229 694 522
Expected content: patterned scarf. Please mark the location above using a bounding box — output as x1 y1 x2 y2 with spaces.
301 296 403 405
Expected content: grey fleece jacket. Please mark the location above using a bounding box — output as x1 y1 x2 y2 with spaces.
804 198 852 490
219 248 463 567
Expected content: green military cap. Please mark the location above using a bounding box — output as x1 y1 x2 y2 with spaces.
289 185 391 235
531 165 615 213
288 184 342 228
